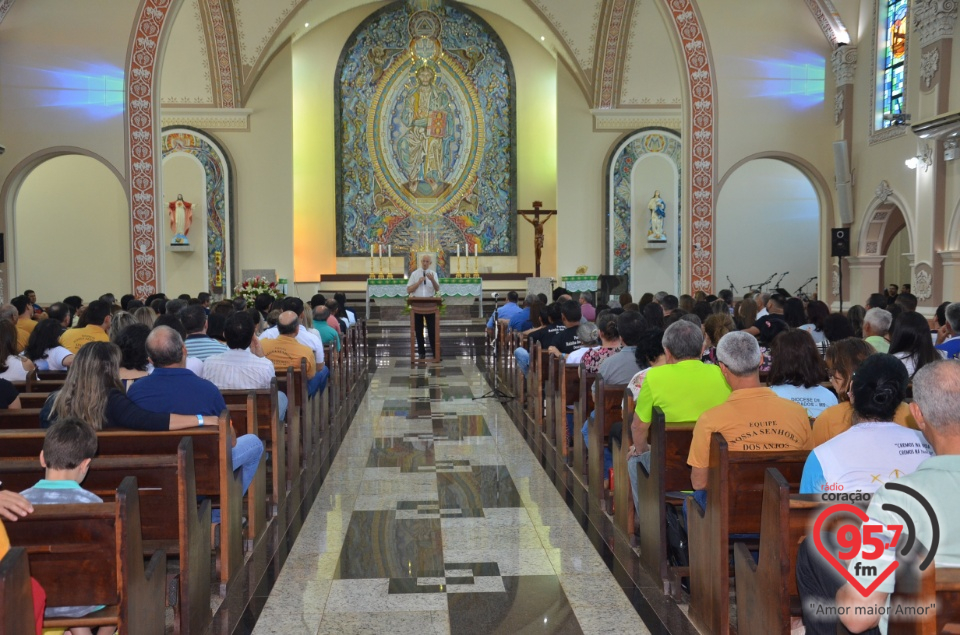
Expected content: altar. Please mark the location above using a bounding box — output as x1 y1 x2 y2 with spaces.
366 278 484 318
560 275 599 293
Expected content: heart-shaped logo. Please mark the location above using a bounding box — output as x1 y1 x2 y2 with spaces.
813 503 899 597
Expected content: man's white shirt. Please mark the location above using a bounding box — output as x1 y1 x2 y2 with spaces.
408 268 439 298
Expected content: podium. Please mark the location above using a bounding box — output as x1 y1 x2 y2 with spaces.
408 297 442 364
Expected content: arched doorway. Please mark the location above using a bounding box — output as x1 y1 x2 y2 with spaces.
716 159 822 297
12 154 130 302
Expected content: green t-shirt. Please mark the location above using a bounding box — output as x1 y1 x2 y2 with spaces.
865 335 890 353
635 359 731 424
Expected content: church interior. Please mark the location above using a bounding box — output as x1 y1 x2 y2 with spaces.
2 0 960 633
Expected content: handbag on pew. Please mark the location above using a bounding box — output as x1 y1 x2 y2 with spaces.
665 504 689 568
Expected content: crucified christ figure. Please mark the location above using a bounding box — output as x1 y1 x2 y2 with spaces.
518 201 556 278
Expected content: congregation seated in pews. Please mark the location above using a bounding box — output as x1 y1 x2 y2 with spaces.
0 288 368 634
496 285 960 633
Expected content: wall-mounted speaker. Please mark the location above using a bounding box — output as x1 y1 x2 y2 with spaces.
833 141 854 224
831 228 850 258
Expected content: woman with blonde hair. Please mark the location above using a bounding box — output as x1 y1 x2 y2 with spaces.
133 306 157 328
39 341 215 431
736 297 758 331
108 310 137 342
701 312 735 364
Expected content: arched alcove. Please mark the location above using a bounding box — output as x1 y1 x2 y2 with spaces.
14 154 131 301
715 159 821 296
606 128 682 296
161 128 234 297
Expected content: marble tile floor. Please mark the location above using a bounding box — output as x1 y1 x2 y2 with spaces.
251 357 651 635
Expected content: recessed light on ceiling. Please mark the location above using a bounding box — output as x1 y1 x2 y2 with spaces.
540 36 545 41
305 22 310 28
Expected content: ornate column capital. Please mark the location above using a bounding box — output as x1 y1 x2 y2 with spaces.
913 0 958 47
846 255 887 268
831 46 858 86
938 249 960 264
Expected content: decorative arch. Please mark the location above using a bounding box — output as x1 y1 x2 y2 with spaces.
126 0 182 298
161 128 234 294
0 147 128 301
717 151 835 222
606 128 682 279
858 184 914 257
658 0 717 293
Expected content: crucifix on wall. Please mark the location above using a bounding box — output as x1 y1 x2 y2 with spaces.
518 201 556 278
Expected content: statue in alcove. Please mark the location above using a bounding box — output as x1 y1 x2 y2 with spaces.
168 194 194 245
648 190 667 242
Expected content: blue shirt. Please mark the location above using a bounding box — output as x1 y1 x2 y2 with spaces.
937 337 960 359
508 307 532 332
488 301 522 329
127 367 225 416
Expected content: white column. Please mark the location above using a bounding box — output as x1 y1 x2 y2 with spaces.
846 256 887 306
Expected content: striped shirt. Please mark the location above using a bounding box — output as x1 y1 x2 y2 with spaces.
185 334 228 360
202 348 276 390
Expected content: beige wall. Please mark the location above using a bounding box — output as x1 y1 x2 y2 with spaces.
215 42 295 291
14 155 131 303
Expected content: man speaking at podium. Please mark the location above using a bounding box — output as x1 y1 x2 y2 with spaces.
407 254 441 359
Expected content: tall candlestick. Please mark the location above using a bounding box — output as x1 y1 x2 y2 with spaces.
370 244 374 258
387 244 392 278
378 243 382 258
474 244 479 277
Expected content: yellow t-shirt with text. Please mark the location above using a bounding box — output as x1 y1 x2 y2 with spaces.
687 387 813 468
59 325 109 355
261 335 316 379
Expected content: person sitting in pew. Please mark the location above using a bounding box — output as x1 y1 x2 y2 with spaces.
515 302 565 376
800 353 932 495
545 300 582 357
767 329 838 418
313 305 341 352
113 323 151 388
564 322 600 367
127 326 265 494
203 311 288 420
23 318 74 372
796 359 960 635
630 320 730 474
687 332 813 505
39 341 218 432
578 311 622 373
20 418 113 635
0 320 35 381
813 338 916 446
261 311 328 398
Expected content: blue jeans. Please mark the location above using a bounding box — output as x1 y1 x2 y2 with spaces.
308 366 329 397
515 348 530 376
278 391 288 421
233 433 265 495
627 452 651 514
581 411 612 475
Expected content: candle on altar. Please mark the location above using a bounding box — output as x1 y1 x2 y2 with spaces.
388 244 392 259
474 244 478 258
456 243 460 258
370 244 374 258
378 243 382 258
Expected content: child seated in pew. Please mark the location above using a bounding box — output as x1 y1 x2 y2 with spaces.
20 418 114 635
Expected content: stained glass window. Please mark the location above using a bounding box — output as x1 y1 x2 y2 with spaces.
880 0 908 128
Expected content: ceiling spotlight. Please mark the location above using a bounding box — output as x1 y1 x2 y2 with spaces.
540 36 545 41
905 143 933 171
304 22 310 28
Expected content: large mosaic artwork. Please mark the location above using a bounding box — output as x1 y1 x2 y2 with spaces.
336 0 516 260
609 129 682 279
161 130 230 294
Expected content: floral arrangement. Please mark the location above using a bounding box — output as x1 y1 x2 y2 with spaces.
234 276 284 308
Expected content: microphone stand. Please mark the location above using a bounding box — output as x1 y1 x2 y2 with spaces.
476 294 514 402
795 276 817 298
771 271 788 291
726 276 738 295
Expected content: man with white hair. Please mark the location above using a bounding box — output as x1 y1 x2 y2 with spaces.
687 331 812 495
862 307 892 353
936 301 960 358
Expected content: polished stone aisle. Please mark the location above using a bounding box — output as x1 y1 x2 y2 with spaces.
251 358 650 634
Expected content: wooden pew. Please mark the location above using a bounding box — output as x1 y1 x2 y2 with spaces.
589 377 626 509
510 333 526 421
0 408 43 430
0 414 244 592
222 380 286 517
526 341 543 443
276 362 307 475
687 432 809 635
544 352 560 450
572 372 596 480
612 391 636 539
222 393 269 547
0 547 36 635
557 362 579 463
636 408 695 596
5 476 167 635
0 438 213 635
17 392 52 409
889 561 960 634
